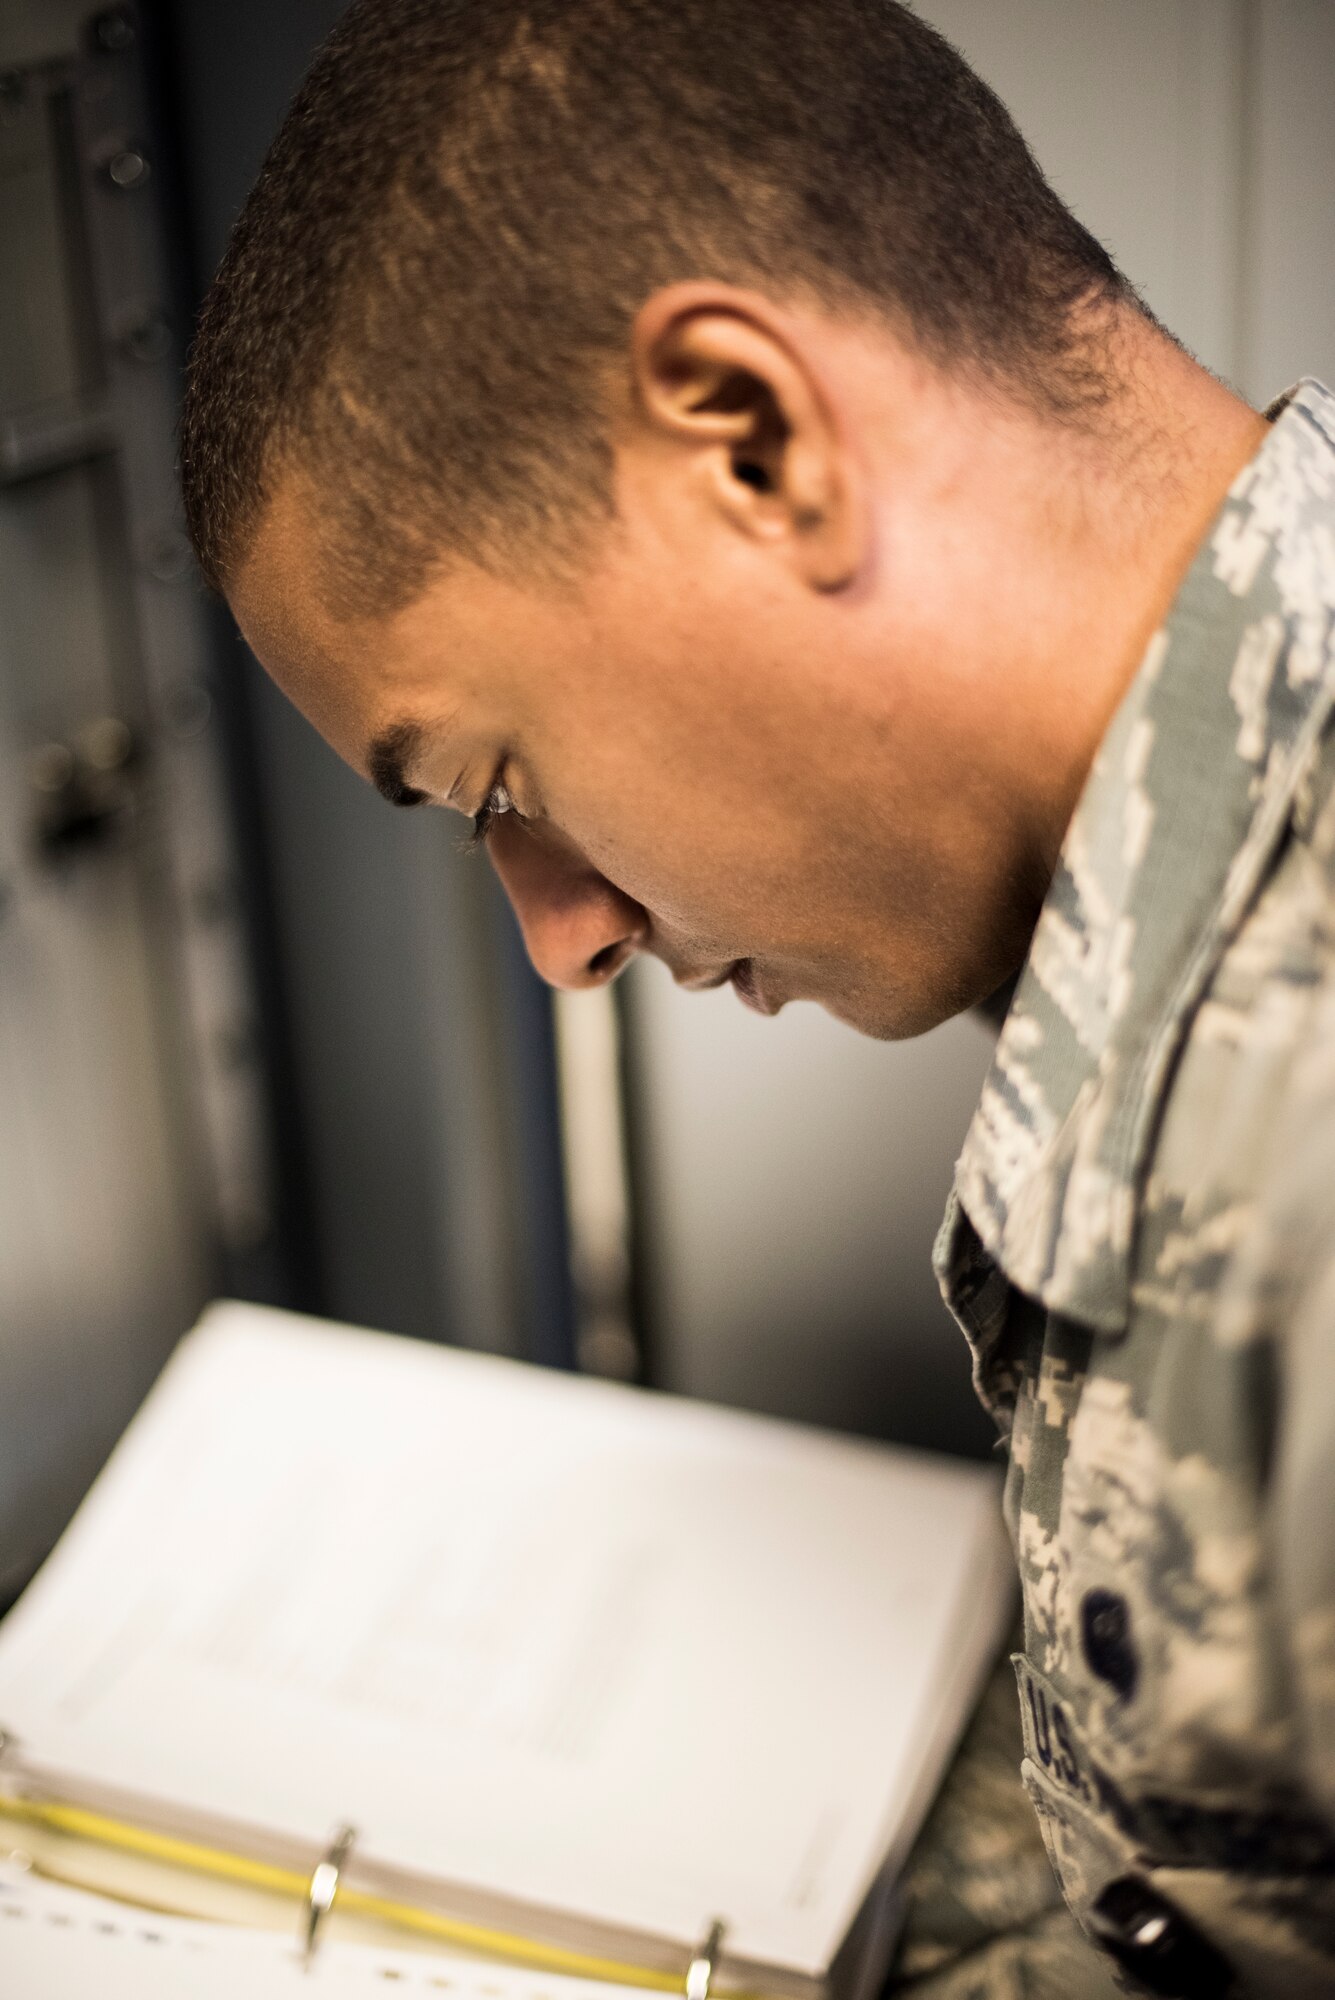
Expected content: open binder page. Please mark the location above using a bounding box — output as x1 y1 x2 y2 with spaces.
0 1862 658 1999
0 1303 1011 1978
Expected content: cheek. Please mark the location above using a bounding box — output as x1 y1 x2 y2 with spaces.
535 689 716 878
531 608 843 932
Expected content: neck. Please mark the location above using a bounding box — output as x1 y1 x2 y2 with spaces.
1020 321 1270 884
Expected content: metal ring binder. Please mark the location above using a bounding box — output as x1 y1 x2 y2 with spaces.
685 1918 727 2000
301 1821 358 1965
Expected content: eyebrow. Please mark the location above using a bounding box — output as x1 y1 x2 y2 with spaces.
366 719 429 807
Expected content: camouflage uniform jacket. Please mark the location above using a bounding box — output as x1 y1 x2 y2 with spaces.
934 378 1335 1999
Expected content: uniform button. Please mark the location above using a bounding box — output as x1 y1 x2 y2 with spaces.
1081 1587 1139 1699
1089 1877 1234 1997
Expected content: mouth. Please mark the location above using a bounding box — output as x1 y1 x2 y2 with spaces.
729 958 778 1016
674 957 780 1015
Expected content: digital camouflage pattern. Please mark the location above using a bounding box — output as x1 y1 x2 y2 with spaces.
924 379 1335 1998
887 1635 1124 1998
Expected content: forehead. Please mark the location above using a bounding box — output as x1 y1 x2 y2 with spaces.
228 487 369 749
230 465 755 810
230 472 633 792
229 481 462 778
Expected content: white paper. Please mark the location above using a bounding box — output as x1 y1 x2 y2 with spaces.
0 1303 1011 1976
0 1862 652 2000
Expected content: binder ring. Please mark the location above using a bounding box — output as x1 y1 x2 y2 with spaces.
685 1918 727 2000
301 1821 358 1965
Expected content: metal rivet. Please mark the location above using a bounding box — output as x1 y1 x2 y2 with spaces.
166 682 213 738
92 8 137 52
29 743 75 794
144 530 191 581
78 717 134 772
120 311 172 365
105 148 151 191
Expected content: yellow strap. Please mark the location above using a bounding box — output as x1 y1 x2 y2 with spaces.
0 1793 750 1995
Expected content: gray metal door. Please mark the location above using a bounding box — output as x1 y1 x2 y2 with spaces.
0 6 270 1595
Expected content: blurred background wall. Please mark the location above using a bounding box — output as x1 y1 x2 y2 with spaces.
1 0 1332 1596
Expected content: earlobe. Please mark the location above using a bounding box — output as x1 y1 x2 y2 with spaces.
630 283 867 593
781 426 865 593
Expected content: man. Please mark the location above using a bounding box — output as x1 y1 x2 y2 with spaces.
179 1 1335 1993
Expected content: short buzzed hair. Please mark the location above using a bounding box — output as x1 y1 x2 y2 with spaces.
181 0 1134 613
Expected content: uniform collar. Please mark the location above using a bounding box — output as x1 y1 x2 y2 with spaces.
947 379 1335 1336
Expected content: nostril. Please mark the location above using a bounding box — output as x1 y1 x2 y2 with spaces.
587 942 623 980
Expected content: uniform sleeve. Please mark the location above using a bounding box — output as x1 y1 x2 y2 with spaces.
1273 1196 1335 1817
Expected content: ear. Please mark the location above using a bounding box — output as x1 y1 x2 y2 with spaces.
629 283 867 592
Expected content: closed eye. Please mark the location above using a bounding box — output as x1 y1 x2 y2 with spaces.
467 781 516 851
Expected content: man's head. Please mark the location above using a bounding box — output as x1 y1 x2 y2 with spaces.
183 0 1259 1038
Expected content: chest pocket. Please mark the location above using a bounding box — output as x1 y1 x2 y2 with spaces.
1015 1654 1335 1998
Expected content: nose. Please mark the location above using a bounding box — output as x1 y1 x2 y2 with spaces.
486 816 648 989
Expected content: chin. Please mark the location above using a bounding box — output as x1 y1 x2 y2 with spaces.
823 963 1004 1043
825 995 944 1042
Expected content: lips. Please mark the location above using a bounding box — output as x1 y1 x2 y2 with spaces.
676 964 735 993
674 957 778 1015
729 958 775 1015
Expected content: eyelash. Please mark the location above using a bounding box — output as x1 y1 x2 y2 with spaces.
467 780 515 851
